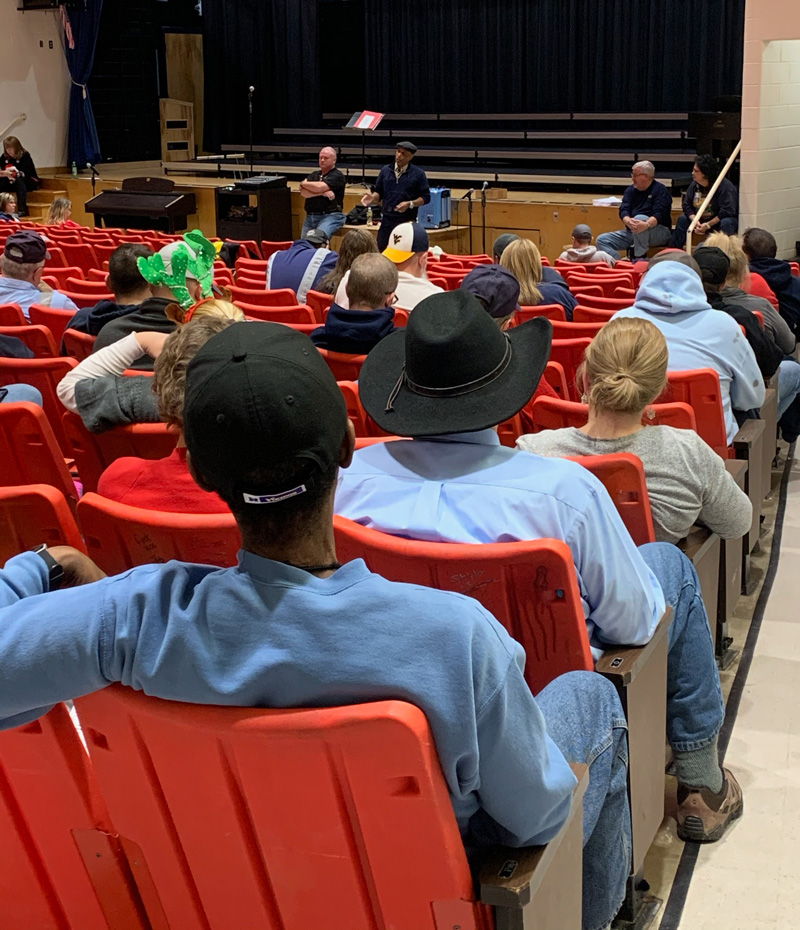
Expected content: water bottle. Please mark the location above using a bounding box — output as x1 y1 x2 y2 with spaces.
366 206 373 227
71 161 78 178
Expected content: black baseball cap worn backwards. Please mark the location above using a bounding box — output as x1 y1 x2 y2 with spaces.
183 322 347 504
358 289 553 437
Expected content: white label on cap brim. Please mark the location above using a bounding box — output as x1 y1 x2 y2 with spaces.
242 485 307 505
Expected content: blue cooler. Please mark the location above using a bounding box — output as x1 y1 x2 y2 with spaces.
420 188 451 229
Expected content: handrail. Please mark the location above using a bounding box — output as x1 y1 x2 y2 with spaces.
0 113 27 141
685 140 741 255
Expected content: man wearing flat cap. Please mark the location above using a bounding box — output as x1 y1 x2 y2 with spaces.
361 142 431 251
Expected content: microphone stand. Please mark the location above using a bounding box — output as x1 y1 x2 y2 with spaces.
481 183 487 255
88 163 98 197
466 190 473 253
248 86 254 176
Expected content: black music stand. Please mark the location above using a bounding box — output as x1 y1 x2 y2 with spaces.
345 110 385 187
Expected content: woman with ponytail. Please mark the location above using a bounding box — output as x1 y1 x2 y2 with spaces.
516 317 751 543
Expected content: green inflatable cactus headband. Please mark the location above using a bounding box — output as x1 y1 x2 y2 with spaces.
136 229 217 309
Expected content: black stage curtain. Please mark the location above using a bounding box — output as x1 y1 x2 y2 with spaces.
363 0 745 114
202 0 320 151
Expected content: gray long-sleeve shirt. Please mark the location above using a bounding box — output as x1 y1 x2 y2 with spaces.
720 286 796 355
517 425 752 544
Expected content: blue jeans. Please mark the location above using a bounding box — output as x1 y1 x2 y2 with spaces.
538 672 631 930
301 212 346 239
670 214 738 248
596 216 672 260
1 383 42 405
639 543 725 751
777 359 800 419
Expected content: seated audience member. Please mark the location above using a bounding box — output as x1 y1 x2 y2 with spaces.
58 298 244 433
97 316 235 513
558 224 617 266
706 232 795 355
742 227 800 337
596 161 673 260
337 222 443 311
93 230 217 370
299 146 347 240
494 232 568 285
694 247 800 442
500 237 577 319
459 263 558 427
0 230 79 319
62 243 155 342
0 319 633 930
670 156 739 249
611 255 765 443
45 197 81 228
337 290 741 845
0 330 42 404
311 253 397 354
517 317 751 543
0 192 19 223
0 135 39 216
316 227 378 296
267 229 338 304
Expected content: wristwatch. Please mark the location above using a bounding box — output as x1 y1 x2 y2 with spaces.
31 543 65 591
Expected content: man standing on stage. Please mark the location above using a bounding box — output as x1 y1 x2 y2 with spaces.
299 147 347 240
361 142 431 251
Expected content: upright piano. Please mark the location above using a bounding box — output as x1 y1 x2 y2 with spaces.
85 177 197 232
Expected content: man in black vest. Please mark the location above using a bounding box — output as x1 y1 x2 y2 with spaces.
361 142 431 251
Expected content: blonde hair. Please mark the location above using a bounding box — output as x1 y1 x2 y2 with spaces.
704 232 748 287
578 317 668 414
153 316 237 429
499 238 542 305
165 296 246 326
0 192 17 213
46 197 72 225
2 136 24 158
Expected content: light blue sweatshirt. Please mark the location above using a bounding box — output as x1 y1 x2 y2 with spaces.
0 276 78 320
0 550 575 848
612 263 765 443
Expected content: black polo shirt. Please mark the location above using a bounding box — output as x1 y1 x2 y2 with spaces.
304 168 346 214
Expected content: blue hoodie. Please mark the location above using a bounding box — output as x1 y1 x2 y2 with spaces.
748 257 800 336
612 263 765 443
310 302 395 354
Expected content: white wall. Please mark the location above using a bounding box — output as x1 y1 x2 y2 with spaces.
0 0 70 170
742 1 800 257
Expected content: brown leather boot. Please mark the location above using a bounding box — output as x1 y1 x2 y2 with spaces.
676 768 744 842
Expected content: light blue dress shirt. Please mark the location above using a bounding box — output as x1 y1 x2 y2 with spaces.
0 550 575 848
336 431 665 653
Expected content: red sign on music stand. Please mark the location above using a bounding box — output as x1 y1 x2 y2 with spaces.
345 111 386 185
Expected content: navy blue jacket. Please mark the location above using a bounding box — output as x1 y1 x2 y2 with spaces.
0 334 33 359
374 163 431 224
63 299 141 340
682 178 738 221
310 303 395 354
619 180 673 229
749 257 800 336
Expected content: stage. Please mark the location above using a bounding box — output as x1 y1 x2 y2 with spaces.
40 162 685 262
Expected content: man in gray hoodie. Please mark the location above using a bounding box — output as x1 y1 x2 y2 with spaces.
557 224 617 267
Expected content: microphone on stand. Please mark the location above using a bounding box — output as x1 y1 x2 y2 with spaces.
247 86 255 176
481 181 489 192
460 188 475 200
86 162 99 197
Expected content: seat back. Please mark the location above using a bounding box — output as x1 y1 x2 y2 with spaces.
55 242 100 276
333 517 593 693
566 272 634 295
306 288 334 321
63 328 98 360
570 293 633 312
0 401 77 501
0 484 84 565
41 265 86 288
567 454 656 546
337 380 373 437
0 355 76 452
517 303 566 323
0 703 148 930
317 348 366 380
573 305 616 323
543 360 569 398
551 320 604 340
76 492 241 574
227 286 298 307
28 304 78 347
260 239 294 258
529 396 698 435
548 338 591 401
61 411 177 494
659 369 729 457
0 324 58 357
237 303 315 324
0 302 26 326
224 237 262 258
75 686 485 930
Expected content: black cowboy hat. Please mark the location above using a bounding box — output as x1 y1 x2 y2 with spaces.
358 289 552 437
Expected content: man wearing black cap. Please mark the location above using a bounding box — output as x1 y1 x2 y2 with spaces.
361 142 431 251
337 290 740 848
0 230 79 319
0 318 631 930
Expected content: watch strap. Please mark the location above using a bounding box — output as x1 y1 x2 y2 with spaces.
31 543 65 591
